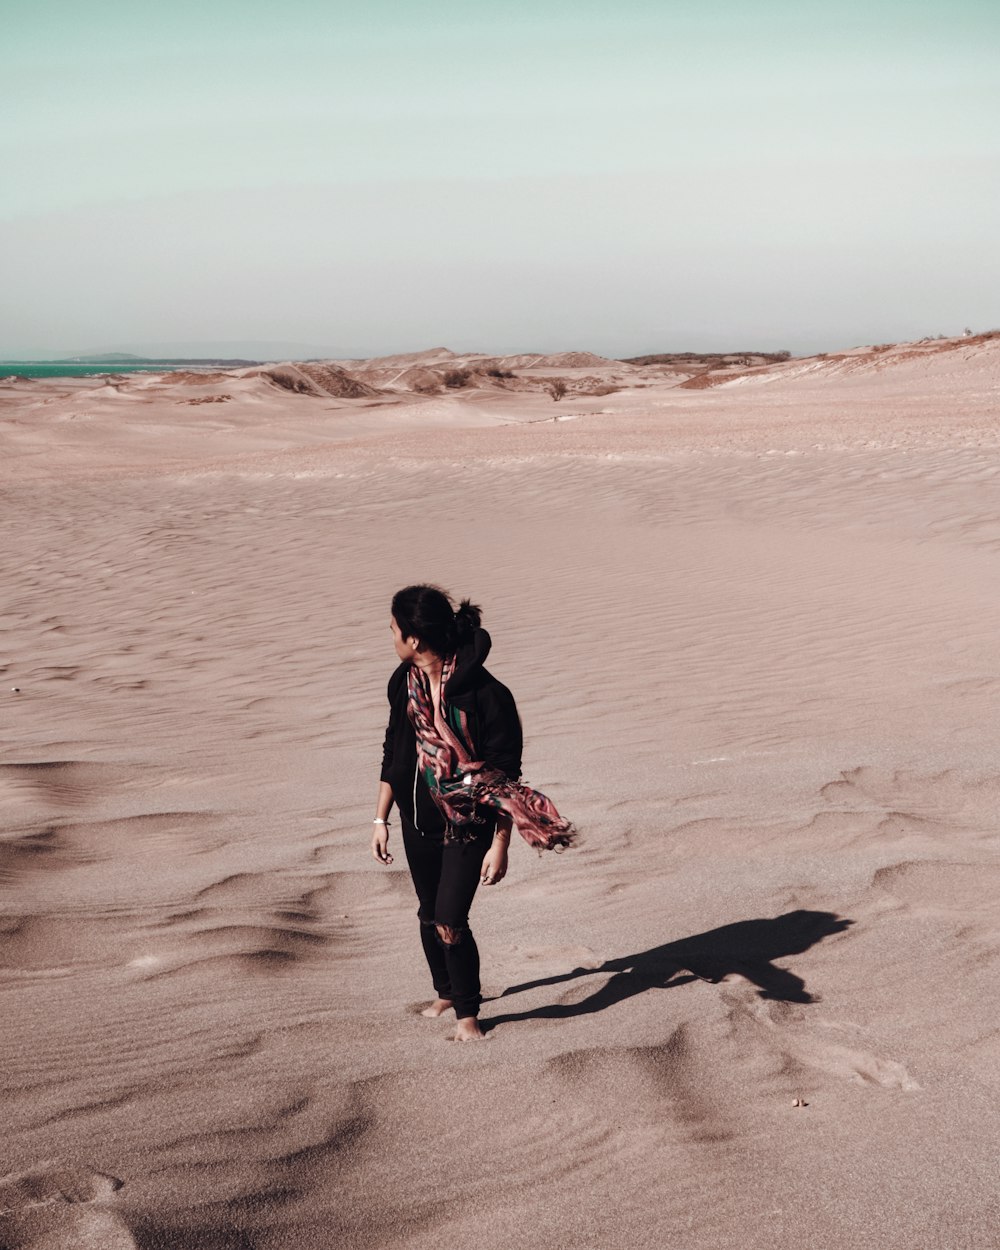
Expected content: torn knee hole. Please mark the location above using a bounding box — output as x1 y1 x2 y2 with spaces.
435 923 465 946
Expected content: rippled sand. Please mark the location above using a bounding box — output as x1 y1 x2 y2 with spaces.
3 337 1000 1248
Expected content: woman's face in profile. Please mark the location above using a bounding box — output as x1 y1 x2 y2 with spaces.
390 615 413 662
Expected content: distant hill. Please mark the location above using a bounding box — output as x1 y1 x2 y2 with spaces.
622 351 793 367
49 355 262 368
92 340 335 361
55 352 145 362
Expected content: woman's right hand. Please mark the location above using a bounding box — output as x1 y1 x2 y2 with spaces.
372 823 393 865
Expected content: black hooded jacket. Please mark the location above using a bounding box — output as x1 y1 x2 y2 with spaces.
380 628 523 836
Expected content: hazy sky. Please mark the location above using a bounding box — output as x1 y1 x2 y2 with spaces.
3 0 998 358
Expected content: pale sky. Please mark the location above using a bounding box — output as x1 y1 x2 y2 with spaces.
3 0 998 358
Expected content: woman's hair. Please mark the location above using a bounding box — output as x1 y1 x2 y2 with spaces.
391 584 482 657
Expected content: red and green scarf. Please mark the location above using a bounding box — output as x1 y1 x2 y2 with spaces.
407 657 576 851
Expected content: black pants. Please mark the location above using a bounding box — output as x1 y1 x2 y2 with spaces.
402 817 493 1020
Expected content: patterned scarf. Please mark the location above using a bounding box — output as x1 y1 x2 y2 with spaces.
407 656 577 851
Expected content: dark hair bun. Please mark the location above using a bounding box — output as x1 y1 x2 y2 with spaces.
453 598 482 644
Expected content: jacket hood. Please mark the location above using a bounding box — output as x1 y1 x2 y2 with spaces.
386 627 492 700
446 626 492 696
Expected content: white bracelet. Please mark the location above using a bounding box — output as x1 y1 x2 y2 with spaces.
373 817 389 826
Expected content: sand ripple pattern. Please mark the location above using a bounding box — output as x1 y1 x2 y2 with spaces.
4 353 1000 1248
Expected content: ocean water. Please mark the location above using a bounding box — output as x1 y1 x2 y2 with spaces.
1 360 257 379
1 362 181 379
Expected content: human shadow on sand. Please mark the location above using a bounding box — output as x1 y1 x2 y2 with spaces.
484 909 852 1028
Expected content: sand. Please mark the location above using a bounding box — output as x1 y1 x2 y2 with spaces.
3 335 1000 1248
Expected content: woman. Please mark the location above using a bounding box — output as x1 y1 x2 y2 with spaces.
372 584 575 1041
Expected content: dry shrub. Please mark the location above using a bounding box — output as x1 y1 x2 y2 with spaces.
443 369 471 388
547 379 568 401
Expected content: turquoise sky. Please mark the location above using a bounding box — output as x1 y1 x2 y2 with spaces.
3 0 998 356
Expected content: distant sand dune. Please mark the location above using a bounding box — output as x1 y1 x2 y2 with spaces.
254 363 377 400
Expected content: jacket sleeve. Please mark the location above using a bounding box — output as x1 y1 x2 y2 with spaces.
479 682 523 781
380 680 398 783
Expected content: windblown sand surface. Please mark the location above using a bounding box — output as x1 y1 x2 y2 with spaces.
3 336 1000 1248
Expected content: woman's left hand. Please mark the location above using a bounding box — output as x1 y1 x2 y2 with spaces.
480 842 508 887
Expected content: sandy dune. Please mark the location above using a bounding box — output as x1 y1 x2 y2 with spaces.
3 336 1000 1248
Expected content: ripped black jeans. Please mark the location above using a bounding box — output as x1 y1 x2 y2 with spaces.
401 817 494 1020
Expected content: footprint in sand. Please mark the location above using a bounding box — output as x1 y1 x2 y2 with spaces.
0 1165 137 1249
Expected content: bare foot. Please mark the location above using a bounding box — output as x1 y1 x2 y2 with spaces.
450 1017 488 1041
420 998 454 1018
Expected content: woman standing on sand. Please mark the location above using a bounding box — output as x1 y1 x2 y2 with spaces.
372 585 575 1041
